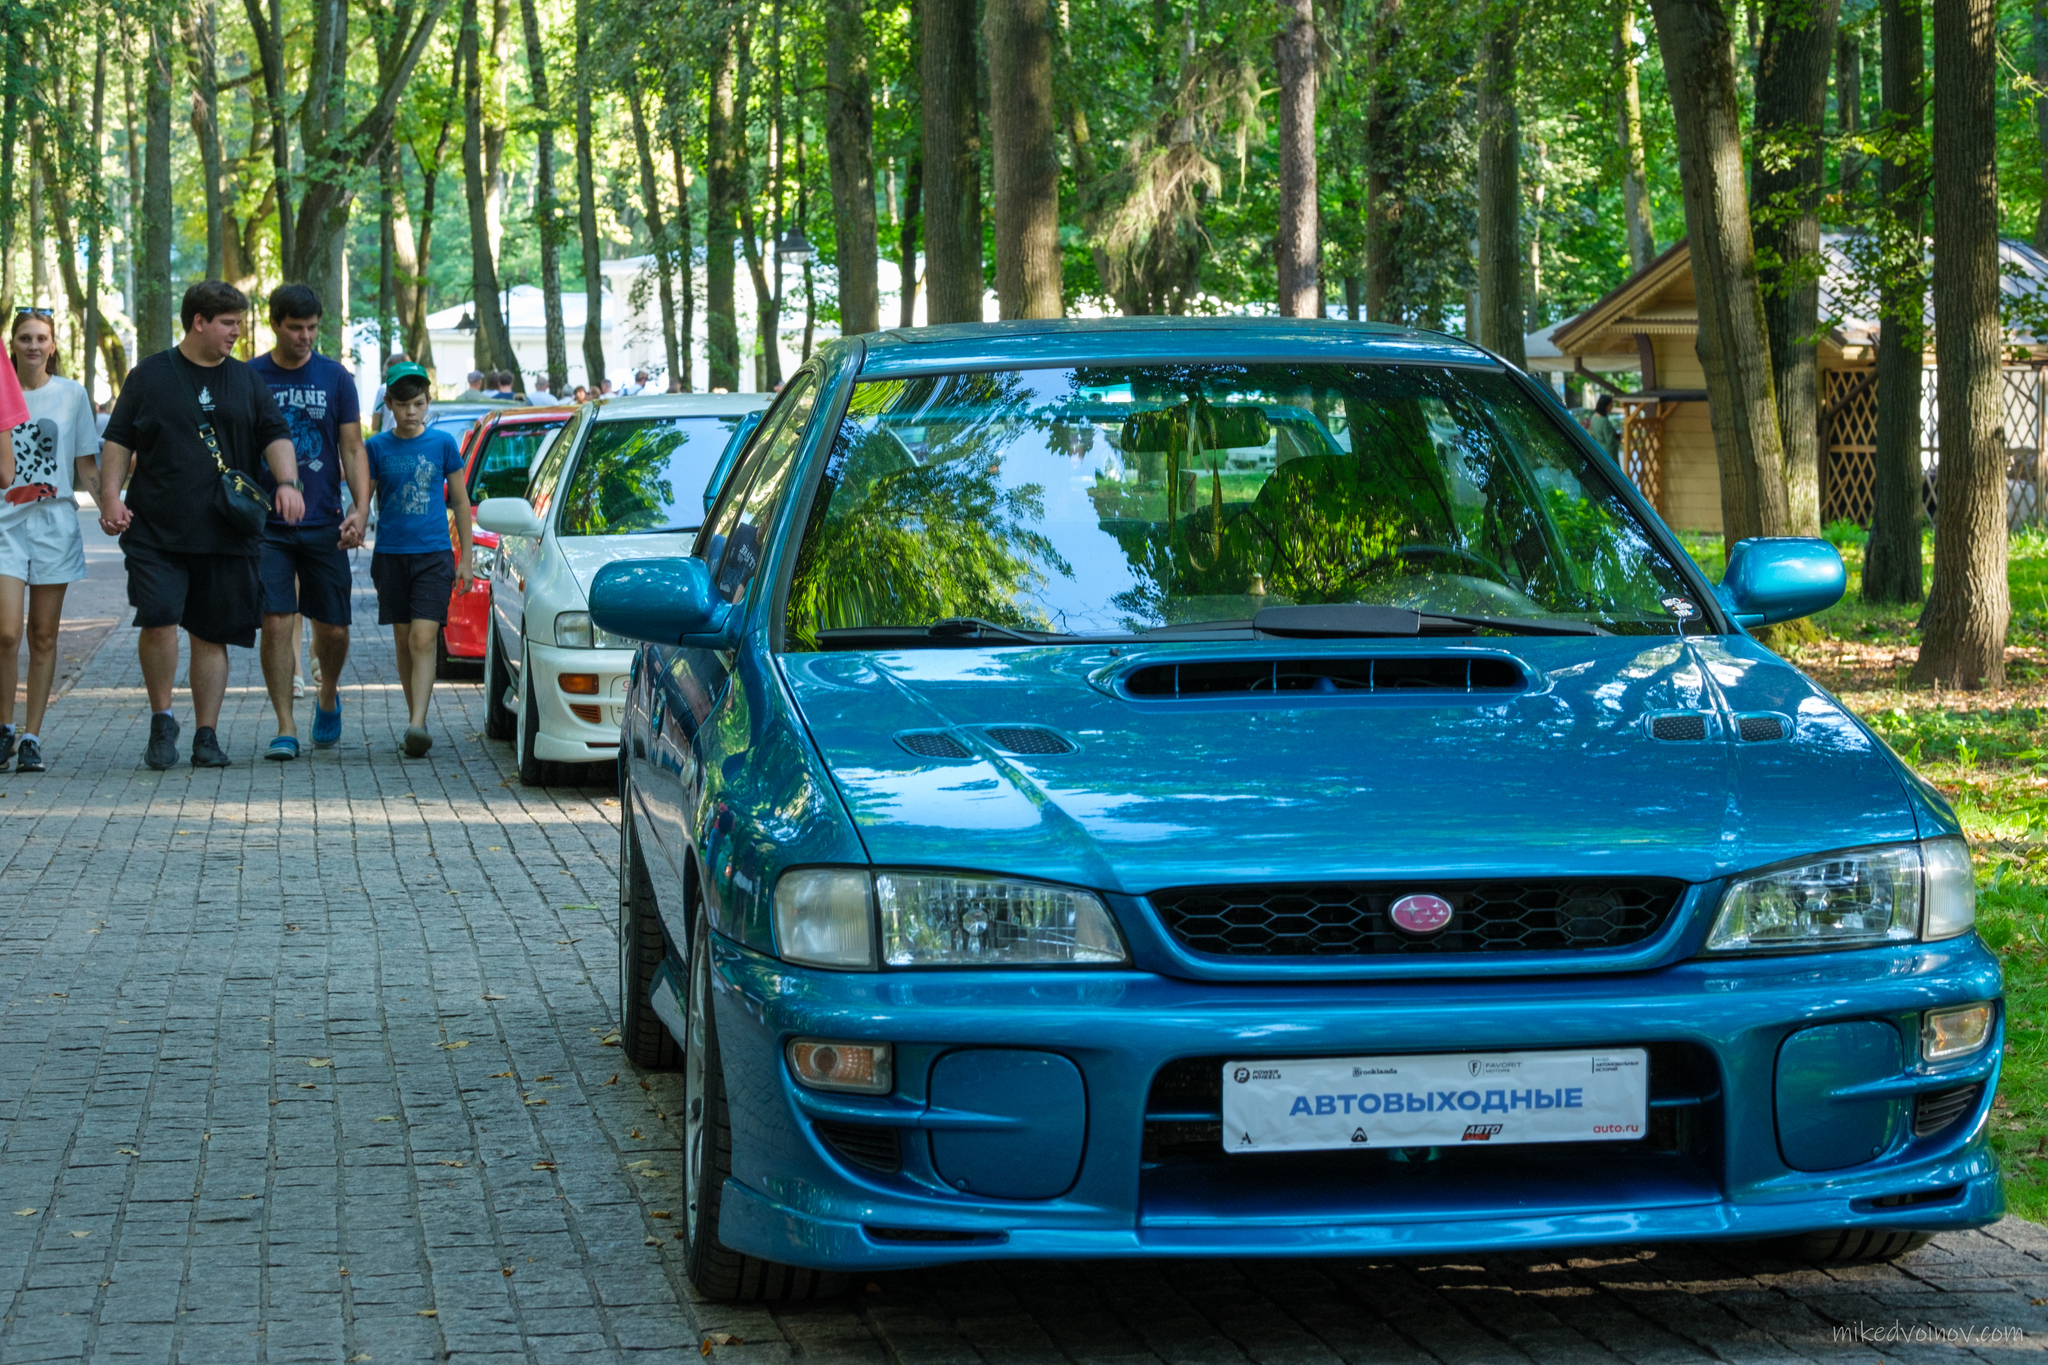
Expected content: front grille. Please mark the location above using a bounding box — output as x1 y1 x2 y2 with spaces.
983 725 1076 755
1913 1083 1982 1137
896 731 972 760
569 703 603 723
1151 879 1683 957
815 1120 903 1174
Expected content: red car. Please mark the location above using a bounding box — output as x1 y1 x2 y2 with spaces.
440 405 575 668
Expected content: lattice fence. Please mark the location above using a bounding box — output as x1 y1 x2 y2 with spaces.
1824 367 2048 528
1616 397 1668 514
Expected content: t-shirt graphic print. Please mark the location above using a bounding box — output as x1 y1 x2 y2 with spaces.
8 418 60 505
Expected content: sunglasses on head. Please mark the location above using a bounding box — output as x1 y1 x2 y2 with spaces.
13 307 52 319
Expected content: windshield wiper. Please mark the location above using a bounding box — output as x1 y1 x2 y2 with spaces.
1422 612 1611 637
816 617 1081 649
1249 604 1608 638
628 524 700 535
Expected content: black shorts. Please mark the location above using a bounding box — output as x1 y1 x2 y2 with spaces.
372 550 455 625
125 540 261 648
258 524 355 625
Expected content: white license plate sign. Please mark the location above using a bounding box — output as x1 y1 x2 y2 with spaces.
1221 1048 1649 1154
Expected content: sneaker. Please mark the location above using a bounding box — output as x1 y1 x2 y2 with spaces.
403 726 433 758
0 726 17 767
312 699 342 748
13 737 43 773
191 727 232 768
265 735 300 762
145 714 179 771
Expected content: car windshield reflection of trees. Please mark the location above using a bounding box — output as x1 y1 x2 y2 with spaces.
783 365 1692 650
472 426 565 501
559 417 743 536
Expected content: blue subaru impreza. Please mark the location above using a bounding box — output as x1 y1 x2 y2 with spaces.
593 319 2002 1302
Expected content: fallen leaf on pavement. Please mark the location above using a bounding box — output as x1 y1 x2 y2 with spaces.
532 1161 556 1170
650 1210 670 1219
491 1071 514 1078
639 1081 651 1092
306 1058 332 1067
417 1310 437 1317
534 1074 553 1082
434 1160 466 1168
606 1074 618 1085
525 1098 548 1106
601 1033 621 1047
482 994 507 1001
438 1040 469 1050
630 1129 642 1140
374 1116 396 1123
704 1333 743 1346
501 1267 514 1277
70 1231 90 1238
298 1083 316 1090
12 1209 34 1217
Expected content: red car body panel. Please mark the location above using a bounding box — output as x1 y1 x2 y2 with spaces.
443 405 575 660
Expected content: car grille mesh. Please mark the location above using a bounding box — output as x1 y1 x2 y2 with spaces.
815 1121 903 1174
1912 1083 1982 1138
1736 713 1789 742
983 726 1076 755
1151 878 1684 957
896 731 973 760
1648 712 1710 742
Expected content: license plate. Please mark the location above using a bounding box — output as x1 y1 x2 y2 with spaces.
1220 1048 1649 1153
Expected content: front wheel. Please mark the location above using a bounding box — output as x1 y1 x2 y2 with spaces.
682 903 847 1303
617 791 680 1071
517 648 554 787
484 623 516 741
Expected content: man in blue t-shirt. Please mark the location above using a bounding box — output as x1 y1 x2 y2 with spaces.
367 362 474 758
250 284 369 760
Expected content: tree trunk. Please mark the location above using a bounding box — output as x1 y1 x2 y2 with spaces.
985 0 1062 318
37 141 130 386
1274 0 1319 317
519 0 567 396
1647 0 1792 543
734 23 783 390
705 29 741 389
825 0 882 335
921 0 984 322
2035 0 2048 249
243 0 293 273
1753 0 1840 538
1912 0 2006 687
1618 4 1657 273
899 154 923 328
574 0 607 389
626 69 684 385
1837 20 1866 203
1863 0 1926 602
1475 2 1523 364
137 21 175 356
1 21 19 313
187 2 225 279
670 119 695 391
380 148 396 373
485 0 511 265
461 0 512 373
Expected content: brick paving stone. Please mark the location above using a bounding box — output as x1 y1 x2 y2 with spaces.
4 539 2048 1363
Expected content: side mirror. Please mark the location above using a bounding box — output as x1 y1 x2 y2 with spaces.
475 496 545 539
705 410 765 511
589 556 734 647
1717 537 1845 627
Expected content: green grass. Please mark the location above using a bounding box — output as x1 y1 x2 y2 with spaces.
1680 524 2048 1217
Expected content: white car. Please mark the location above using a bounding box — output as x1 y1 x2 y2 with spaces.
474 392 772 785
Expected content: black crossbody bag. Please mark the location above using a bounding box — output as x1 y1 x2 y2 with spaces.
168 353 271 538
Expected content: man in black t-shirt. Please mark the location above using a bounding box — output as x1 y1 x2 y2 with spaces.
99 281 307 770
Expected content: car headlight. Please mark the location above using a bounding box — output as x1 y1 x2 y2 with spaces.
1705 837 1974 953
553 610 631 649
470 544 498 578
771 869 1129 969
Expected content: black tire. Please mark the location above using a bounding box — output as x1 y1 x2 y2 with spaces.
1769 1228 1937 1263
682 902 848 1303
517 649 554 786
484 624 516 741
618 792 681 1071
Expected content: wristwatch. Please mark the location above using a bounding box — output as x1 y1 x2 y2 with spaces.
278 479 304 491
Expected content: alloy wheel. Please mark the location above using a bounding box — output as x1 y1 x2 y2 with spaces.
683 910 710 1251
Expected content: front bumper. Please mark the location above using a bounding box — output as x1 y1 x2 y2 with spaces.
689 934 2004 1270
444 575 492 659
523 642 634 760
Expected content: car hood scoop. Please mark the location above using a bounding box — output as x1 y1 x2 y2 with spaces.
781 636 1916 896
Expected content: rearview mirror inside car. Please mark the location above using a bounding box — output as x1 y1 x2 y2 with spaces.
1717 537 1845 627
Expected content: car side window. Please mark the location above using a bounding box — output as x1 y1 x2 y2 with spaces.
526 409 584 520
702 374 820 606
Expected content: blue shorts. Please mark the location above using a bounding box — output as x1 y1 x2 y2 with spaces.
258 524 355 626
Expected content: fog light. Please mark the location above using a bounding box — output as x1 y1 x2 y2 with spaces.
787 1038 893 1094
1922 1004 1993 1062
559 673 599 694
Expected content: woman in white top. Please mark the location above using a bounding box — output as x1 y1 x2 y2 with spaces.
2 310 99 773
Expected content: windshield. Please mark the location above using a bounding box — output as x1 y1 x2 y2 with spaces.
783 363 1696 647
558 415 746 537
469 421 566 502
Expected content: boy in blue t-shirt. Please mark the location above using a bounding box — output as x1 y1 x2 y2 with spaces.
365 362 473 758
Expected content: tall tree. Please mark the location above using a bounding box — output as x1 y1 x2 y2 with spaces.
1475 1 1523 361
826 0 882 334
1362 0 1400 320
460 0 512 372
986 0 1062 317
484 0 512 263
667 113 696 391
1752 0 1841 537
1618 4 1657 273
920 0 983 322
1275 0 1319 317
705 26 740 388
1648 0 1791 542
136 20 174 357
626 65 683 384
519 0 568 395
2035 0 2048 248
899 154 923 328
1861 0 1926 602
0 11 17 314
575 0 607 388
185 1 225 279
1837 8 1866 202
1912 0 2006 687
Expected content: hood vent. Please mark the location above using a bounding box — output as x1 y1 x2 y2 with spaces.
982 725 1077 755
1646 711 1712 742
896 730 973 760
1122 655 1525 699
1734 712 1791 743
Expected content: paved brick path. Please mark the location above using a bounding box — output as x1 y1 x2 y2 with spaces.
2 542 2046 1363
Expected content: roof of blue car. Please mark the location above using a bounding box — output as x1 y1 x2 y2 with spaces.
851 317 1503 376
